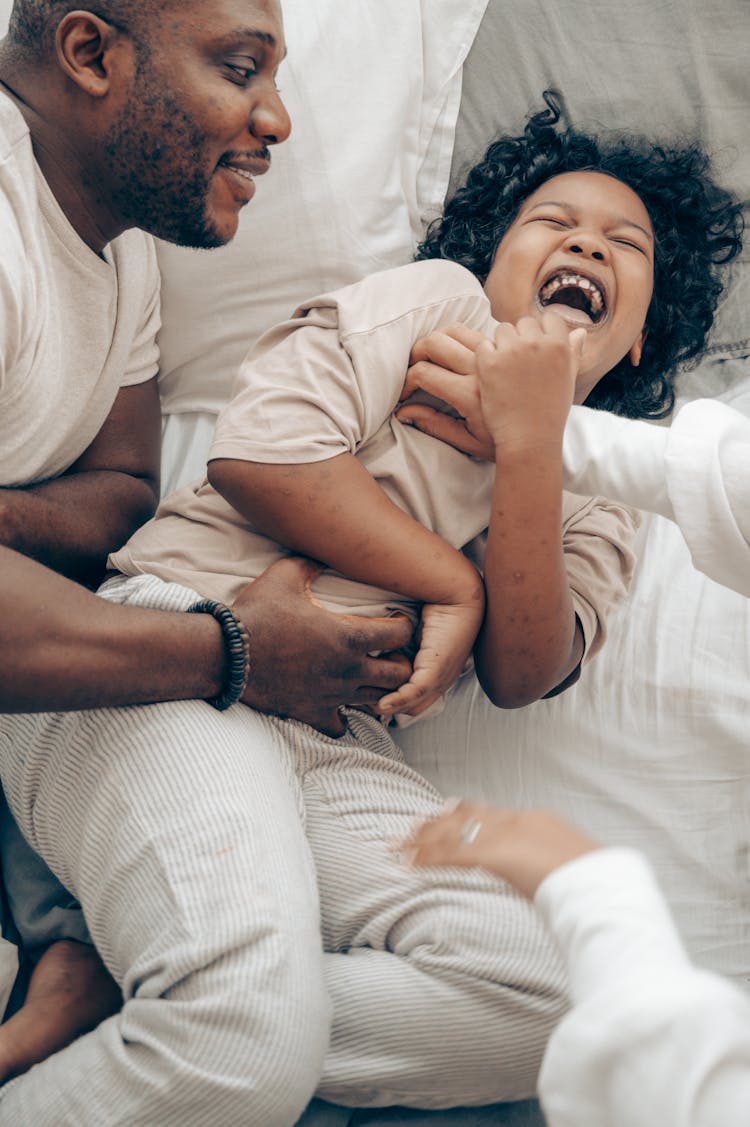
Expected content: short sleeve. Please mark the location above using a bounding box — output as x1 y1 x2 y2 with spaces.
561 493 641 663
209 260 492 467
117 233 161 389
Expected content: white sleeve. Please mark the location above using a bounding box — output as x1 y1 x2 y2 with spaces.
562 401 750 596
535 848 750 1127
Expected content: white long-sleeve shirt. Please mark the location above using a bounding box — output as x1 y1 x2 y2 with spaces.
536 848 750 1127
563 399 750 597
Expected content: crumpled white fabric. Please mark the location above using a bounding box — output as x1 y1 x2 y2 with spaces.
537 848 750 1127
563 380 750 597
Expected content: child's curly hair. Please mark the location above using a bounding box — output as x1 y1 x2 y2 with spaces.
416 91 744 418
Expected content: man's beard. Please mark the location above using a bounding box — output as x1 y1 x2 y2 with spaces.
103 91 227 249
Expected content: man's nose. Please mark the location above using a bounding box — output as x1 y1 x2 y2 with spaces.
250 83 292 146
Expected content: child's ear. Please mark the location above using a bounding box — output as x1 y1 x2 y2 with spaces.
628 328 648 368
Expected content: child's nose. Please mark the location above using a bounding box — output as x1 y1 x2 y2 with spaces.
566 232 608 263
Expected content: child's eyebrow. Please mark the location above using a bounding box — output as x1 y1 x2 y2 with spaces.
526 200 653 241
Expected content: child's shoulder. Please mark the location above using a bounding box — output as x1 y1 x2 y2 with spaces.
357 258 483 301
320 259 488 339
287 260 492 351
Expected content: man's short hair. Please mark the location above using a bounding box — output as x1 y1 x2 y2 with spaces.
7 1 165 58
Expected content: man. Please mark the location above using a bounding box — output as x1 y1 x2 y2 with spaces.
0 2 411 1122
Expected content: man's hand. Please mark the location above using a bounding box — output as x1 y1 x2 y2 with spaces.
401 800 599 899
377 594 484 719
231 556 414 735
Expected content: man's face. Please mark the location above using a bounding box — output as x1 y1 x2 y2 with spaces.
482 171 655 402
103 0 290 248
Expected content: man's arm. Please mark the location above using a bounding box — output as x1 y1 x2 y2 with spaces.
1 545 225 710
1 546 413 730
0 378 161 586
208 452 485 716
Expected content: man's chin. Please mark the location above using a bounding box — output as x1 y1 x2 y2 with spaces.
156 212 236 251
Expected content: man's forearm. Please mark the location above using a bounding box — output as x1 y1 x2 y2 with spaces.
1 547 225 711
0 470 158 586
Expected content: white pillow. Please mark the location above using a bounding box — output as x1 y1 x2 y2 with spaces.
156 0 489 426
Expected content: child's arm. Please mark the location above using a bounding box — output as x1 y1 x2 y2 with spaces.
208 452 485 717
473 315 587 707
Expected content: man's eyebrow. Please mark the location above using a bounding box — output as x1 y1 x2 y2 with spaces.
526 199 653 241
214 27 288 59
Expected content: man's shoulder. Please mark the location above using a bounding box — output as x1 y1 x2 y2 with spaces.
108 227 160 290
0 92 29 161
0 92 36 221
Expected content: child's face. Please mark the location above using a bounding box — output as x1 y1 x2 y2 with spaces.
482 171 654 402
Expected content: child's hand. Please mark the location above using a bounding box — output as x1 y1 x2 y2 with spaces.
476 315 586 456
397 323 497 461
401 800 599 899
378 591 485 719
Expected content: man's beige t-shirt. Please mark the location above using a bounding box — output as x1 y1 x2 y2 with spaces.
111 259 638 663
0 94 160 485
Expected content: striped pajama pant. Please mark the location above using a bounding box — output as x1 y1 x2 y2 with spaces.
0 574 566 1124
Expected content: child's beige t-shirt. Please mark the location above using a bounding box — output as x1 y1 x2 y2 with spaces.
110 259 638 663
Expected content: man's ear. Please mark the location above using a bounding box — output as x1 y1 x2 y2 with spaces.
628 328 648 368
55 12 123 97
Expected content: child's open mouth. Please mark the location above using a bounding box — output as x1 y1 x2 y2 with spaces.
536 270 607 327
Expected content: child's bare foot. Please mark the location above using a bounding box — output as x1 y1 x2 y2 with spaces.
0 939 121 1084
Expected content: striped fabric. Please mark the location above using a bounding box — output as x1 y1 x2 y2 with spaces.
0 574 566 1123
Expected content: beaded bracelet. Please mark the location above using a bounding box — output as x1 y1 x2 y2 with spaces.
187 599 251 711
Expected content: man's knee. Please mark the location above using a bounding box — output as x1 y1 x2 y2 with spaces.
118 952 331 1125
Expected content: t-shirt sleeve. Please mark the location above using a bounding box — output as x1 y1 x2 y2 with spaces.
560 493 641 663
118 233 161 389
0 192 27 394
209 260 492 466
210 305 373 464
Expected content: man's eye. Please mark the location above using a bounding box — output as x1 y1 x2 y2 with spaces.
225 61 257 84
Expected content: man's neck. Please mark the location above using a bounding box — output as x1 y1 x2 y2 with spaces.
0 69 124 253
